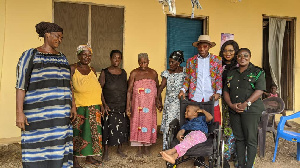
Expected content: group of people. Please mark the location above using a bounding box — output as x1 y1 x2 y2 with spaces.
16 21 269 168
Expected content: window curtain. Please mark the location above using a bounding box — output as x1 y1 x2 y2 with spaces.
268 17 286 96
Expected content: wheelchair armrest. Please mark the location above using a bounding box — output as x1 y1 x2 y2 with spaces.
167 118 180 149
169 118 180 129
208 122 220 135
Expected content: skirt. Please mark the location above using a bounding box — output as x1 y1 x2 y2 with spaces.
73 105 103 156
102 110 129 146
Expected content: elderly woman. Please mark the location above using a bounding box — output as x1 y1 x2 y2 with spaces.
157 50 186 150
219 40 239 164
223 48 266 168
99 50 129 161
126 53 159 157
71 45 103 167
16 22 74 168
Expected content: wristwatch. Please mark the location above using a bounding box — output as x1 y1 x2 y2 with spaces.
247 101 252 107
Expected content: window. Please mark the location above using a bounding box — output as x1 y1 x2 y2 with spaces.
54 2 124 71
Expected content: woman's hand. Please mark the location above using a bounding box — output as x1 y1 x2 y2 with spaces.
126 107 131 118
70 106 77 122
100 105 105 117
230 103 244 113
156 98 163 112
16 112 29 131
104 104 111 116
237 102 248 112
178 90 185 99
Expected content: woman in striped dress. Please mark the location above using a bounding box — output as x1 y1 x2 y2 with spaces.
16 22 75 168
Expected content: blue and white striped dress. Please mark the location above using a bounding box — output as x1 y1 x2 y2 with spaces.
16 48 73 168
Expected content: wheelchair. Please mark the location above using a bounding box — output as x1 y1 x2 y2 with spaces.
166 97 225 168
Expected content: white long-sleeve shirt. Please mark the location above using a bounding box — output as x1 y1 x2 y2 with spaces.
182 53 221 106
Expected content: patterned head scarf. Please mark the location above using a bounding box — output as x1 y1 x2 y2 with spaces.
169 50 184 64
76 44 93 55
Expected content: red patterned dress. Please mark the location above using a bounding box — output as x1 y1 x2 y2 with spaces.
130 79 157 146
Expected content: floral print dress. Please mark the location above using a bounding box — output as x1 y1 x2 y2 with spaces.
160 67 186 150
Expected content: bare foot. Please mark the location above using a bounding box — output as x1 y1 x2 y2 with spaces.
85 156 102 166
73 156 83 168
161 151 176 164
117 148 127 158
143 146 150 157
103 145 109 161
163 149 174 155
135 147 143 157
102 153 110 161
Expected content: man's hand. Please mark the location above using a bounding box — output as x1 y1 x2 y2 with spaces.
16 112 29 131
178 90 185 99
210 93 220 101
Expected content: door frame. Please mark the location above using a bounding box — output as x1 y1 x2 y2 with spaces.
262 14 296 111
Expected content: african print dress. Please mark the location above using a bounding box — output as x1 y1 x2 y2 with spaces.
102 68 129 146
222 61 238 161
72 67 103 156
160 68 186 150
130 79 157 145
16 48 73 168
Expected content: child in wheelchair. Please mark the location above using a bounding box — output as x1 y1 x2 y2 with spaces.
159 104 213 164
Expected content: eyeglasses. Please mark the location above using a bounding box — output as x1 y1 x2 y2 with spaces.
223 49 235 53
237 54 250 59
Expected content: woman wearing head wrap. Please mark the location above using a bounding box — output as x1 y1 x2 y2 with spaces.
16 22 74 168
156 50 186 150
99 50 129 161
71 44 103 167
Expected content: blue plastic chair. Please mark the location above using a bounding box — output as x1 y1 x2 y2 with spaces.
272 111 300 162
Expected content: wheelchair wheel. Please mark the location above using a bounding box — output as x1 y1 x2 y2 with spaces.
215 139 225 168
166 162 176 168
220 139 225 168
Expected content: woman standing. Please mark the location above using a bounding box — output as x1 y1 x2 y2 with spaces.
16 22 74 168
219 40 239 164
127 53 159 157
71 45 103 167
99 50 129 161
223 48 266 168
157 50 185 150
